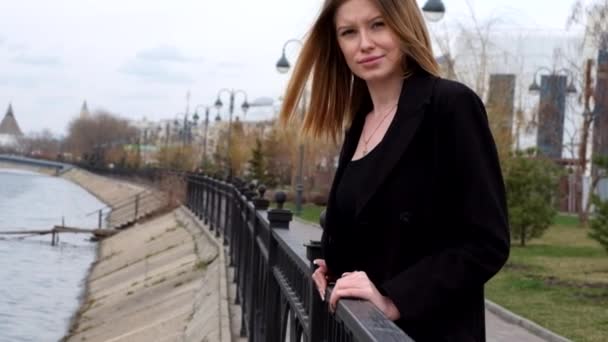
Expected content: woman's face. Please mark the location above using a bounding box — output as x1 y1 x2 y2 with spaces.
335 0 403 83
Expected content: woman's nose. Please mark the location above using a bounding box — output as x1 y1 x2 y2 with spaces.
359 29 374 51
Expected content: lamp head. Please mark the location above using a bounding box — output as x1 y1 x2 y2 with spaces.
276 52 290 74
241 101 250 114
529 79 541 93
422 0 446 22
214 98 223 110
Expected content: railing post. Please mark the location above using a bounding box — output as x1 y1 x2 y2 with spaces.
197 177 204 219
210 177 216 231
265 191 292 342
98 209 103 229
215 179 224 237
236 182 258 338
229 185 238 266
204 176 210 224
306 240 325 342
248 184 270 342
134 194 140 221
217 179 226 238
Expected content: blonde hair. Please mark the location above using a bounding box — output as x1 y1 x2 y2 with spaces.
279 0 440 142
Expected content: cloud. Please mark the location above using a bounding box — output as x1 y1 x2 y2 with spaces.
0 74 39 88
118 60 194 84
135 45 204 64
12 54 62 67
215 60 247 69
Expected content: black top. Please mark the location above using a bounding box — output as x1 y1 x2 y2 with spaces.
335 132 387 234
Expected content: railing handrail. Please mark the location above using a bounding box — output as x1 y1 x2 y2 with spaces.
84 189 153 216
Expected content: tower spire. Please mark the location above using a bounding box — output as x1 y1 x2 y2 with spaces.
0 103 23 136
6 103 13 117
80 100 90 118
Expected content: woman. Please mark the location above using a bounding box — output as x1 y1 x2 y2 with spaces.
279 0 510 341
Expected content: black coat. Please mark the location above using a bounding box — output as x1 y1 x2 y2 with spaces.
322 71 510 342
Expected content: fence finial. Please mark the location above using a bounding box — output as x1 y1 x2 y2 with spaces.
274 191 287 209
268 191 292 229
253 185 270 210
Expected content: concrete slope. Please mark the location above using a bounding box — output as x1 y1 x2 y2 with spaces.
64 209 225 342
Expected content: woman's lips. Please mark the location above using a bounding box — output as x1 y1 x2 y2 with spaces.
359 55 383 64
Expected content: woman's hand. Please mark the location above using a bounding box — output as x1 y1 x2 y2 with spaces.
312 259 329 300
328 271 401 321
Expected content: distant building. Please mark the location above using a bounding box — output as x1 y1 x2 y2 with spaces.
447 28 586 157
0 104 24 149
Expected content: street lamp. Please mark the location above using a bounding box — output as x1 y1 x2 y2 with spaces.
215 89 249 180
276 38 307 216
173 112 199 146
276 39 302 74
194 104 214 170
529 67 577 94
422 0 446 22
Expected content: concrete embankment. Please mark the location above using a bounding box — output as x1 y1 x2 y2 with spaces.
61 168 144 205
61 169 230 342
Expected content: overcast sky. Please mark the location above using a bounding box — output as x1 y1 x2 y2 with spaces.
0 0 582 135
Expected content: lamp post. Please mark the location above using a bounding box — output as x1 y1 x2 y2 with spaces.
422 0 446 22
194 104 213 169
173 112 199 146
276 38 307 216
214 89 250 180
528 67 577 160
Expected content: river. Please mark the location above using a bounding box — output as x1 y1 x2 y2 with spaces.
0 169 104 342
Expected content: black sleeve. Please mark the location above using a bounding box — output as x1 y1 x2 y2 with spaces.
380 82 510 321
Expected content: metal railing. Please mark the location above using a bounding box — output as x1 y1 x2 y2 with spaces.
185 173 413 342
86 189 169 229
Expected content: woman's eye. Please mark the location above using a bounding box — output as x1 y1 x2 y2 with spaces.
340 29 355 37
372 21 385 29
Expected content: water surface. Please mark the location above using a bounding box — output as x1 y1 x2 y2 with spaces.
0 169 104 342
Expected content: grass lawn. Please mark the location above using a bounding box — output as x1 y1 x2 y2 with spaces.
287 209 608 341
486 214 608 342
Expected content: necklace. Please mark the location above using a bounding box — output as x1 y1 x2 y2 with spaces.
361 103 398 156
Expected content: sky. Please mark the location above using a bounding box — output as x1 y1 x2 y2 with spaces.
0 0 584 136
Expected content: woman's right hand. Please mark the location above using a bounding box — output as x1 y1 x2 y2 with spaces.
312 259 328 301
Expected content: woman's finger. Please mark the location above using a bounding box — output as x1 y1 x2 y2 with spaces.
312 268 327 300
313 259 326 268
312 269 327 289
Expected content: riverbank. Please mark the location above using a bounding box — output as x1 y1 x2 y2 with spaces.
61 168 144 205
61 169 229 342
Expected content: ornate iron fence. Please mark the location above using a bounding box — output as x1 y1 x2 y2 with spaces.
185 173 413 342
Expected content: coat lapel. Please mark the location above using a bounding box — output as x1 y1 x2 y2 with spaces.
351 72 437 220
325 72 438 233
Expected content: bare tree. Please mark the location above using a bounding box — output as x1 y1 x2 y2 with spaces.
20 129 63 159
566 0 608 225
429 0 504 100
65 110 138 165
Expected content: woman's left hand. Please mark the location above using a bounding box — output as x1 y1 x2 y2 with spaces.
328 271 401 321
